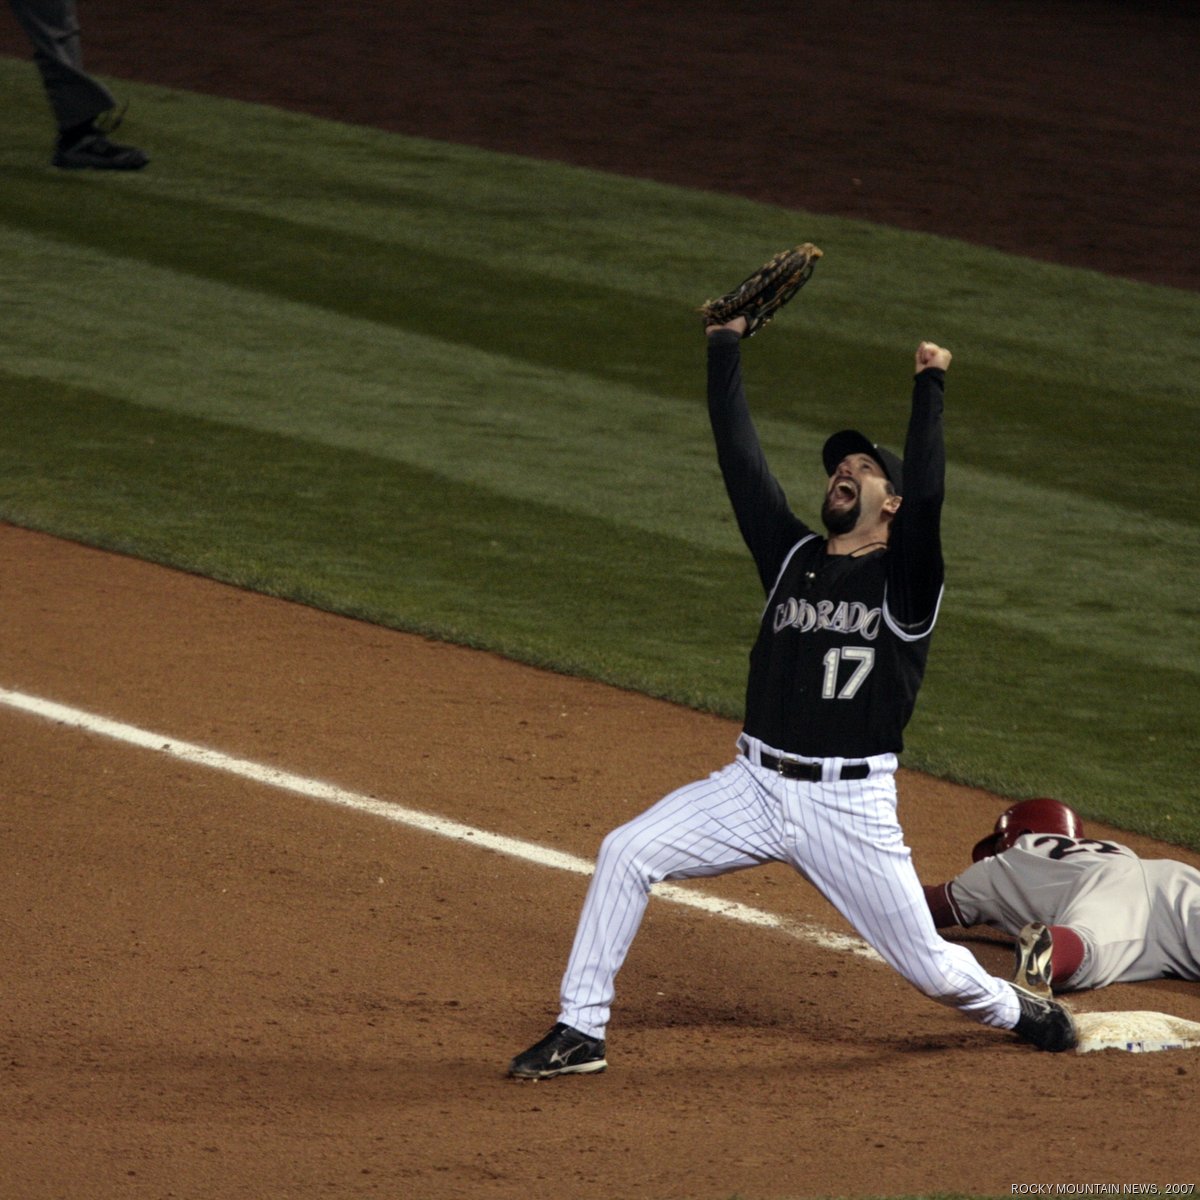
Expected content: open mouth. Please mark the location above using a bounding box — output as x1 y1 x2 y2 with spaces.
829 478 858 505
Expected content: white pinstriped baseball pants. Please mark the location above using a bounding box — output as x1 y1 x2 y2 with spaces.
558 735 1021 1038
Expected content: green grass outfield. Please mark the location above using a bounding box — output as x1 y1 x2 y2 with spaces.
2 60 1198 848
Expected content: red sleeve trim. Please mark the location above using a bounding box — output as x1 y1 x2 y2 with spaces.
923 882 963 927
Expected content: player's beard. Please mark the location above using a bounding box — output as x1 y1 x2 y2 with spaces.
821 494 861 535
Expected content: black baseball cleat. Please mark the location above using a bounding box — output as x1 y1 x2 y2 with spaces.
508 1022 607 1079
53 130 149 170
1012 922 1054 1000
1011 986 1077 1052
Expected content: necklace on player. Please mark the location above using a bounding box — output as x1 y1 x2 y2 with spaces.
806 541 888 581
848 541 888 557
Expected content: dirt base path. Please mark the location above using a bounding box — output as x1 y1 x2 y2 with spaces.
3 3 1199 1196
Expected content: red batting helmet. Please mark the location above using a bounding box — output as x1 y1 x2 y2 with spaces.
970 797 1085 863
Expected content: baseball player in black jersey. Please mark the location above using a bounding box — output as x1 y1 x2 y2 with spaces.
509 314 1076 1079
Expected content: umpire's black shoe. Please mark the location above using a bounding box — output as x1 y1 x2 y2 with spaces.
508 1022 607 1079
1012 922 1054 1000
53 127 149 171
1012 987 1077 1052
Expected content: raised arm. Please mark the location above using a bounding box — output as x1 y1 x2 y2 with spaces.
706 325 810 590
886 342 949 631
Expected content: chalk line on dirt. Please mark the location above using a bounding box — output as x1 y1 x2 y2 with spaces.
0 685 881 961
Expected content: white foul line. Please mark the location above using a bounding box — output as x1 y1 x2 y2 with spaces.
0 685 880 961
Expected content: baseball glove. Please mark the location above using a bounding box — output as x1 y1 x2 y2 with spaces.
699 243 823 337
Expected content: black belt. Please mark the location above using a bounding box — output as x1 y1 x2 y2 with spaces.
757 750 870 782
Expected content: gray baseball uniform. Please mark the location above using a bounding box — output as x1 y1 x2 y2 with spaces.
945 833 1200 990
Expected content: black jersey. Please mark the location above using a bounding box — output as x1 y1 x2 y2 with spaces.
706 331 946 758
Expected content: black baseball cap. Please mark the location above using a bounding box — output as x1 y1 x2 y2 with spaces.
822 429 903 492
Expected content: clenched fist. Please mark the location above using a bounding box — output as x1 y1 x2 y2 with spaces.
915 341 952 373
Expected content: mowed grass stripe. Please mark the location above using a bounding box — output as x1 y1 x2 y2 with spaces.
919 609 1196 841
3 61 1193 398
0 378 756 705
2 229 1194 680
1 64 1197 524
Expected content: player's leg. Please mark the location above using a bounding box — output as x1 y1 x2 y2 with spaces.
823 814 1076 1050
8 0 116 130
785 771 1020 1029
1041 925 1088 989
556 758 780 1038
509 759 781 1076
